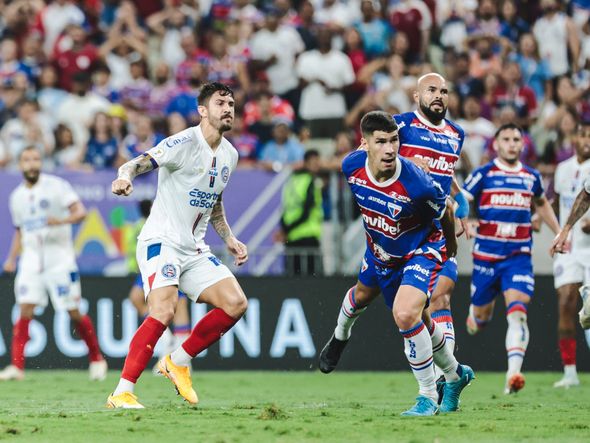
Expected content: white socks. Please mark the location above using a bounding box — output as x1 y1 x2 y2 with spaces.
506 302 529 376
334 287 367 341
401 321 437 402
113 378 135 396
170 345 193 367
429 321 460 382
431 310 456 379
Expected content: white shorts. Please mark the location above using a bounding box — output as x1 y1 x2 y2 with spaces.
14 268 81 311
553 253 590 289
137 240 234 302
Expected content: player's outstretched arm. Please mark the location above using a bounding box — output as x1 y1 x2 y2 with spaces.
3 228 21 273
47 201 87 226
210 193 248 266
534 195 560 236
440 198 458 258
551 187 590 256
112 154 156 196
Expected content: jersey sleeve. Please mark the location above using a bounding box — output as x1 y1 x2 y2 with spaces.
422 177 447 220
145 130 194 170
8 192 21 228
531 169 545 198
59 178 80 208
463 166 486 200
553 163 564 195
341 150 366 178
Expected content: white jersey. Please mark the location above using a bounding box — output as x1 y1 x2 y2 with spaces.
555 156 590 256
138 125 239 253
9 174 79 273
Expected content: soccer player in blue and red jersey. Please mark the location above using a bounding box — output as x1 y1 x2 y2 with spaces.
463 123 560 394
320 111 474 416
319 73 469 398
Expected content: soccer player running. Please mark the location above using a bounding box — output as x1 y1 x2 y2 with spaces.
0 146 107 381
107 82 248 409
323 111 474 416
551 121 590 388
320 73 468 397
463 123 560 394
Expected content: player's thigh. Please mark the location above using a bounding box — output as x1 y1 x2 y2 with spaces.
147 285 179 324
137 241 182 300
45 269 81 312
430 257 457 304
14 272 47 308
500 255 534 305
356 253 382 307
553 253 584 290
471 260 501 308
393 285 429 328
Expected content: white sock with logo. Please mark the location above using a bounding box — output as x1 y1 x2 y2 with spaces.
334 287 367 341
401 321 437 402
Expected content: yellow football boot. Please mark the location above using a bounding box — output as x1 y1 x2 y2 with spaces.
106 392 145 409
158 355 198 404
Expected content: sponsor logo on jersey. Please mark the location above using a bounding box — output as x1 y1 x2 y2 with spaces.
362 213 400 236
348 176 367 185
427 200 441 213
368 195 386 206
389 190 411 202
495 222 518 238
354 193 365 200
165 134 191 148
489 193 531 208
404 263 430 277
413 153 457 175
161 264 177 279
221 166 230 183
151 147 164 158
189 189 220 208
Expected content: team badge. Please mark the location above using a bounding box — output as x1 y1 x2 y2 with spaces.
39 199 49 209
221 166 230 183
387 202 402 219
360 257 368 273
161 264 177 279
449 139 459 153
151 148 164 158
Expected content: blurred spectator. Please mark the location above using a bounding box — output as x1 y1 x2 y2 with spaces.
80 111 121 170
56 72 111 145
108 104 129 142
259 121 305 172
315 0 358 33
206 31 250 102
166 63 204 124
250 9 305 111
449 51 484 99
456 95 496 175
166 112 188 135
277 149 323 276
224 18 251 61
92 62 120 103
54 23 100 92
492 60 537 129
20 33 45 83
296 0 319 51
511 33 552 102
468 34 503 79
34 0 85 56
51 123 82 169
225 114 258 167
37 65 69 125
389 0 433 62
296 28 355 138
499 0 529 44
122 114 164 160
467 0 501 37
364 54 415 113
147 1 197 70
0 98 54 169
145 62 178 118
175 31 211 88
120 57 152 112
355 0 392 59
342 27 368 109
533 0 580 76
0 80 25 128
0 38 33 84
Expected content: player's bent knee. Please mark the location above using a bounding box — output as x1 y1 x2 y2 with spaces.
429 293 451 311
222 294 248 319
149 304 176 325
393 309 421 330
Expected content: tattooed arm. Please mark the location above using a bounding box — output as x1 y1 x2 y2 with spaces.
112 154 156 196
210 193 248 266
550 187 590 256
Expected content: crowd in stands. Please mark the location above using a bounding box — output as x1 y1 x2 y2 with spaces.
0 0 589 197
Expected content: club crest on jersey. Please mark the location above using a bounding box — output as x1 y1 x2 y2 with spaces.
361 257 368 273
449 139 459 153
39 199 49 209
161 264 177 279
387 202 402 219
221 166 230 183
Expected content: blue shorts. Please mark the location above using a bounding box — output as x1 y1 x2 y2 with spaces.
438 256 458 282
471 254 534 307
133 273 187 298
358 250 442 309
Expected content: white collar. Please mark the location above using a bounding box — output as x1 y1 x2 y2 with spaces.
365 157 402 187
493 158 522 172
413 110 446 130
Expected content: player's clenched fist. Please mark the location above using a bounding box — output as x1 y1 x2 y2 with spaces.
112 178 133 196
226 236 248 266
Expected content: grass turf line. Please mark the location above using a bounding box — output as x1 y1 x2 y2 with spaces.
0 371 588 442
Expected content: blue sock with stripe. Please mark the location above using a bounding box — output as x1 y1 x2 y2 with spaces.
334 287 367 341
400 321 437 402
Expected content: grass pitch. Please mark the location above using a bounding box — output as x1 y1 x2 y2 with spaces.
0 371 588 442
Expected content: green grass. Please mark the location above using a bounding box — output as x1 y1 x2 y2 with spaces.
0 371 588 442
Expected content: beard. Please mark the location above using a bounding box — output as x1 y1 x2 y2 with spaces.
24 169 40 184
211 115 233 133
420 100 447 123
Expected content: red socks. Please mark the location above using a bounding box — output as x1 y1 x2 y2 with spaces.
182 308 238 357
121 316 167 383
11 318 31 370
76 315 103 362
559 338 576 366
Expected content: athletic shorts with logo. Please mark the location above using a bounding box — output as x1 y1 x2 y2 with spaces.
15 267 81 311
137 240 233 301
358 249 442 309
471 254 534 306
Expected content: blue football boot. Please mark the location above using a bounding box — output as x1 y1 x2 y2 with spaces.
400 396 439 416
440 365 475 412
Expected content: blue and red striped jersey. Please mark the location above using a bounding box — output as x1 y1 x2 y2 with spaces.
463 159 544 262
394 111 465 197
342 150 447 267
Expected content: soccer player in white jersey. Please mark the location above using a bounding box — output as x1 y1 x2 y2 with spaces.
0 147 107 381
551 121 590 388
106 82 248 409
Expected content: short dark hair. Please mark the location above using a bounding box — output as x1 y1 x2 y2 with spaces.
304 149 320 162
494 123 523 139
360 111 397 137
139 199 152 218
199 82 234 106
18 145 41 160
